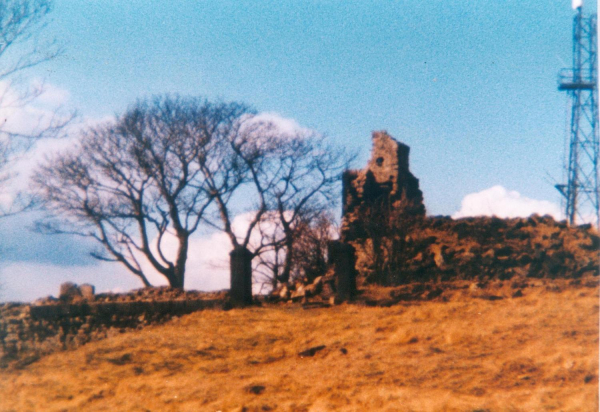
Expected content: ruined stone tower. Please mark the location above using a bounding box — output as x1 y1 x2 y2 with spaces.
341 131 425 241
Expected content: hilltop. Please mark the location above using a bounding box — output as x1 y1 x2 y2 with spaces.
1 132 598 411
0 276 597 411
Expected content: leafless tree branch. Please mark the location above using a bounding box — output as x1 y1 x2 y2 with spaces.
34 95 251 288
0 0 73 218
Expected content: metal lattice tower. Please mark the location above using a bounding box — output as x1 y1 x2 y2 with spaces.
555 7 599 226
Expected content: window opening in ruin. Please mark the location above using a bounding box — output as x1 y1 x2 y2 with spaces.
376 157 384 166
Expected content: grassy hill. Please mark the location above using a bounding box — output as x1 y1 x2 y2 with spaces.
0 277 598 412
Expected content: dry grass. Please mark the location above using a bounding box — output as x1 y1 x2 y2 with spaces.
0 278 598 412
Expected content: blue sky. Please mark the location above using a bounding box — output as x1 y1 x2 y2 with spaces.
0 0 597 301
39 0 592 211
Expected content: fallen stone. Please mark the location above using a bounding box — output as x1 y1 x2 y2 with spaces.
290 285 306 301
329 296 343 305
59 282 82 301
278 285 290 300
304 283 316 297
298 345 326 358
479 295 504 301
245 385 266 395
430 244 445 269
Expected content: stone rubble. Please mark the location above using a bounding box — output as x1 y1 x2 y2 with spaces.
340 131 599 286
350 214 599 285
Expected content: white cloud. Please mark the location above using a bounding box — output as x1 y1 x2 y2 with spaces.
138 228 232 292
0 115 113 211
0 80 78 209
0 79 71 137
452 185 563 220
183 232 232 291
246 112 315 139
32 80 71 108
140 212 273 291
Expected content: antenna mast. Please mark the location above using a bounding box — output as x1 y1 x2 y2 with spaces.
556 2 599 226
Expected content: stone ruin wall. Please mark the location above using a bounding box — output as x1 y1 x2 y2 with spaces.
0 285 227 369
341 131 600 285
342 131 425 240
341 131 426 284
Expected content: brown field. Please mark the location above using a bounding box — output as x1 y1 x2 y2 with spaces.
0 278 598 412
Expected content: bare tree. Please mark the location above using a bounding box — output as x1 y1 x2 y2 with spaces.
200 119 351 293
254 210 337 290
34 96 251 288
34 93 350 296
288 212 337 283
0 0 70 216
265 136 348 285
199 119 281 258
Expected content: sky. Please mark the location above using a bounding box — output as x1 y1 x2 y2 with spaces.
0 0 597 302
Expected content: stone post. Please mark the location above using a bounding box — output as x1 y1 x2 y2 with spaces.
329 241 357 301
79 284 95 300
230 246 253 306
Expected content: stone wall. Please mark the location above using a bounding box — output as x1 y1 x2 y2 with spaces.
341 131 599 285
350 213 599 285
0 287 228 369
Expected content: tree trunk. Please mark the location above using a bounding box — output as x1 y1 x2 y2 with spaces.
230 246 253 306
171 266 185 289
171 233 189 289
279 237 294 284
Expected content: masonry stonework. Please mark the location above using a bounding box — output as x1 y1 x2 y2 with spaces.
341 131 425 242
